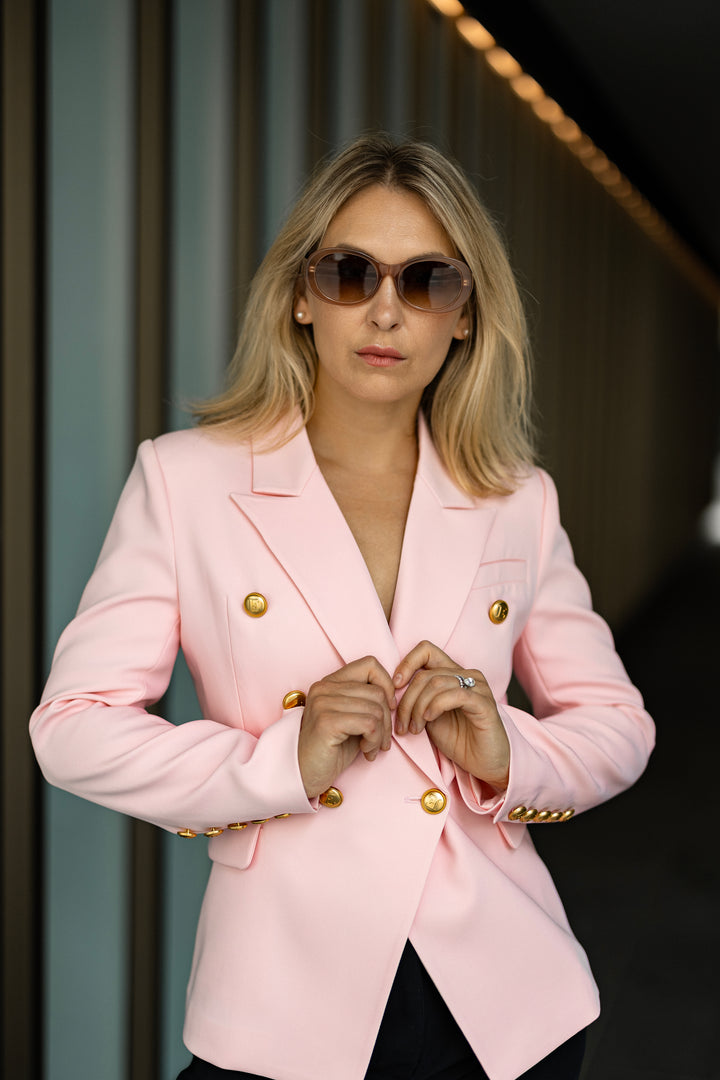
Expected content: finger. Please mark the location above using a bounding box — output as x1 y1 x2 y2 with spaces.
327 655 397 709
406 673 470 732
395 666 464 734
393 640 455 689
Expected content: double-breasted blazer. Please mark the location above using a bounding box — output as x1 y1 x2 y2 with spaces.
30 418 654 1080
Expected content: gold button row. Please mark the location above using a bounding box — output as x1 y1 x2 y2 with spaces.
316 786 449 815
247 593 509 627
177 813 292 838
507 805 575 823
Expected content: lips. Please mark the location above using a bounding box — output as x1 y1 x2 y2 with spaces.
356 345 406 366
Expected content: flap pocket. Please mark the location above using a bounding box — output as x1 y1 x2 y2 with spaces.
471 558 527 589
208 823 261 870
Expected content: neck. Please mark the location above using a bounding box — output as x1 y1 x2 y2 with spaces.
306 392 421 474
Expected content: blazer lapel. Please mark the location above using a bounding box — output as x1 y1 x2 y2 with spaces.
230 426 400 674
391 419 498 660
230 419 497 787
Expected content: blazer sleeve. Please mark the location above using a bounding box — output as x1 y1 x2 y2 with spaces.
455 468 655 827
29 440 316 834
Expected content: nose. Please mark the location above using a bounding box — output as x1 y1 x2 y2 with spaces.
366 273 403 330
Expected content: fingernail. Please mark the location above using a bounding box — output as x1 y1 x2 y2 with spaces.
409 721 418 734
394 672 403 684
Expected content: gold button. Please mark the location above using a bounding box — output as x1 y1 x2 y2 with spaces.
421 788 447 814
274 812 291 819
520 807 538 822
227 822 248 830
319 786 343 808
508 805 526 821
204 827 223 837
548 811 563 823
559 808 575 822
243 592 268 617
489 599 509 624
282 690 306 709
177 828 197 839
250 818 269 824
535 809 551 822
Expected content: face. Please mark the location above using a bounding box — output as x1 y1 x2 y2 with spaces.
296 185 469 415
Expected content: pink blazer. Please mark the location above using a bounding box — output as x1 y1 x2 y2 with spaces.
30 420 654 1080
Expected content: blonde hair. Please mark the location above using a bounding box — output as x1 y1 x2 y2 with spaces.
196 134 535 496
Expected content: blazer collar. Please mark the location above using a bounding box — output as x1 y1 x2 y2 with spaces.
232 416 497 783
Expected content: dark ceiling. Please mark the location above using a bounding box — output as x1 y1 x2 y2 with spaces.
463 0 720 280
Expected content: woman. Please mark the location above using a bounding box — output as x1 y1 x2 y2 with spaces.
30 135 654 1080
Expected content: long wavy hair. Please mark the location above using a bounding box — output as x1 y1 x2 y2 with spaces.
195 135 535 495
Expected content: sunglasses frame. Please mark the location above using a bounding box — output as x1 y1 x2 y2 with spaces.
303 247 473 314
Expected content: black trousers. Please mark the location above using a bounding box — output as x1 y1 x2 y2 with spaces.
177 941 586 1080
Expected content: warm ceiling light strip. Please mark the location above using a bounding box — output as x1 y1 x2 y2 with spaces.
456 15 495 50
425 1 719 303
426 0 464 16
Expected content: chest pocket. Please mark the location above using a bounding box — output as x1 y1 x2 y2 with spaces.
470 558 527 591
446 559 530 698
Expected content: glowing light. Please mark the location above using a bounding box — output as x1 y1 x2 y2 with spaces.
569 136 596 160
426 0 464 15
585 151 610 175
510 74 544 102
456 16 494 49
485 47 522 78
551 117 581 144
531 97 564 123
607 178 633 198
597 165 622 187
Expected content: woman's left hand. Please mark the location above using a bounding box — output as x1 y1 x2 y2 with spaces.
394 641 510 790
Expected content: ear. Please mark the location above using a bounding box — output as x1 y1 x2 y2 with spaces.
452 312 470 341
293 290 313 326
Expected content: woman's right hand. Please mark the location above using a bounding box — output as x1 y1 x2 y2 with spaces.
297 656 396 799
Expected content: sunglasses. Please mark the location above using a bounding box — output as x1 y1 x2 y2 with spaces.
304 247 473 313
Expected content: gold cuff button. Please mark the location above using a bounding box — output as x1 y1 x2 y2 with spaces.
520 807 538 822
177 828 197 839
204 827 223 837
250 818 269 824
227 822 248 830
282 690 306 710
274 812 291 819
319 786 343 808
508 805 527 821
559 808 575 821
535 809 552 822
421 788 447 814
243 592 268 617
489 599 509 624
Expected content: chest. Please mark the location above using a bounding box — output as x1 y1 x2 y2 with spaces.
315 468 414 621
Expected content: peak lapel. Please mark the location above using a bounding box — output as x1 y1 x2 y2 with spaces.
230 428 400 673
390 420 498 660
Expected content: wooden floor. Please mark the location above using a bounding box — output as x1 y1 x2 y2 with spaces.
532 540 720 1080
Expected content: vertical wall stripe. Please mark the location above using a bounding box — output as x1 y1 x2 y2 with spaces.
1 1 44 1075
232 0 264 330
44 1 134 1077
262 0 310 248
130 3 171 1074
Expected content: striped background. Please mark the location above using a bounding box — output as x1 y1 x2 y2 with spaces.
2 1 717 1077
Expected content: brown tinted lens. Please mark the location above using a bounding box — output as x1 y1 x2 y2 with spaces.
313 252 378 303
400 260 463 310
